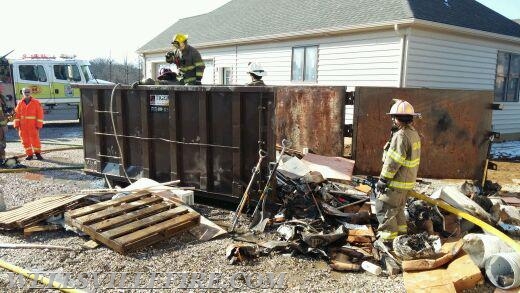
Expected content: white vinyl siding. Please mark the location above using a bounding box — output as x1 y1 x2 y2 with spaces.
318 34 401 86
405 29 520 136
406 32 497 89
196 30 402 86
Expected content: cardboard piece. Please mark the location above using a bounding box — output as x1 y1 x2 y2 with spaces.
447 254 483 291
402 239 464 272
404 269 457 293
301 153 355 181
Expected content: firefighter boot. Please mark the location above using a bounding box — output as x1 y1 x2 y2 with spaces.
26 155 34 160
35 153 44 160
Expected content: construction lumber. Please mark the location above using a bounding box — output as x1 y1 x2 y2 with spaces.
23 224 61 237
65 192 200 254
0 194 90 229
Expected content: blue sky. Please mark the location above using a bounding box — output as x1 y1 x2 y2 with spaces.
476 0 520 19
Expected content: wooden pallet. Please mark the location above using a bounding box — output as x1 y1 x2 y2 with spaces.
0 194 90 229
64 191 200 254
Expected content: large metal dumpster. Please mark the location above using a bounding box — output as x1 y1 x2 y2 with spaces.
79 84 494 204
79 85 276 203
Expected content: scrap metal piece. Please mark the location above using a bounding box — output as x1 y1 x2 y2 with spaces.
301 226 346 248
277 224 297 241
225 244 259 265
393 233 441 261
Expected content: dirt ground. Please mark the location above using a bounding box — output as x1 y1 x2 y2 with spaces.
487 161 520 187
0 125 518 292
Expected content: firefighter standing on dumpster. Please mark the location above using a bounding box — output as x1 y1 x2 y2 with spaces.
375 99 421 246
13 88 44 160
246 62 266 86
165 34 205 85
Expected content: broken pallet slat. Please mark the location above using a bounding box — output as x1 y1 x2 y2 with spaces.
0 194 90 229
101 206 188 239
65 193 200 254
90 202 174 232
74 196 163 225
65 191 150 219
0 196 66 221
121 217 199 253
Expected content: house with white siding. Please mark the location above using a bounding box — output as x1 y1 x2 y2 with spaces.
137 0 520 139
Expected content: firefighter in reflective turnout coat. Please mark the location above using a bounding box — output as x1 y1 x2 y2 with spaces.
166 34 205 85
13 88 44 160
375 99 421 243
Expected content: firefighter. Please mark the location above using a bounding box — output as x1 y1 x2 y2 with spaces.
0 85 9 165
166 34 205 85
156 68 179 85
13 88 44 160
246 62 266 86
375 99 421 246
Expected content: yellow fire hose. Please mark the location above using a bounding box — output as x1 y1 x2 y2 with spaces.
7 140 83 148
13 146 83 159
0 166 83 173
410 191 520 253
0 258 85 292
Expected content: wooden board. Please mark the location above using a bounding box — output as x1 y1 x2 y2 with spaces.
65 193 200 254
352 87 493 180
0 194 90 229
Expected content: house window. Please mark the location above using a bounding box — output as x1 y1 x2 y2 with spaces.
291 46 318 82
495 51 520 102
221 67 233 85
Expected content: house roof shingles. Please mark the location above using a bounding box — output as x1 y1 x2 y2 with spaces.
138 0 520 53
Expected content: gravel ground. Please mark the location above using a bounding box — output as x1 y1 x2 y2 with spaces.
0 124 508 292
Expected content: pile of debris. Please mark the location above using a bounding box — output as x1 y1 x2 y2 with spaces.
2 144 520 291
227 146 520 291
0 179 226 251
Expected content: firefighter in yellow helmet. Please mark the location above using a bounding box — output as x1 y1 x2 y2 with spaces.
375 99 421 247
166 34 205 85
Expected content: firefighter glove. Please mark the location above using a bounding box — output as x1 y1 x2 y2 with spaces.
376 178 388 193
165 51 176 64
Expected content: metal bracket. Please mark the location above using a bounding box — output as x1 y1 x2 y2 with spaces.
345 91 355 105
491 103 503 110
487 162 498 170
487 131 500 141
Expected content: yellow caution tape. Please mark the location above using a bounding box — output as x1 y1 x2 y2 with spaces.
410 191 520 253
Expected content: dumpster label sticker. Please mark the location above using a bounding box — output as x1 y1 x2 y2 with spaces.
149 94 169 113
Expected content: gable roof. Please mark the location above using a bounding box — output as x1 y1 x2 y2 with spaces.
138 0 520 53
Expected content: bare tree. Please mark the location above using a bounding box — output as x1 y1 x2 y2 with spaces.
89 58 140 84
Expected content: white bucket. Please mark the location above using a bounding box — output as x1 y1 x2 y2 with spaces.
462 234 514 268
485 252 520 289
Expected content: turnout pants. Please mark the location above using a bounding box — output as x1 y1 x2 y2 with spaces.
19 127 41 156
0 126 7 160
375 188 408 241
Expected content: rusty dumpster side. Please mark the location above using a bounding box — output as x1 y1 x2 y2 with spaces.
79 84 275 203
351 87 494 180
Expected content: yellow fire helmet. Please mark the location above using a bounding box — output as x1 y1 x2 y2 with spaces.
387 99 421 116
172 34 188 44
